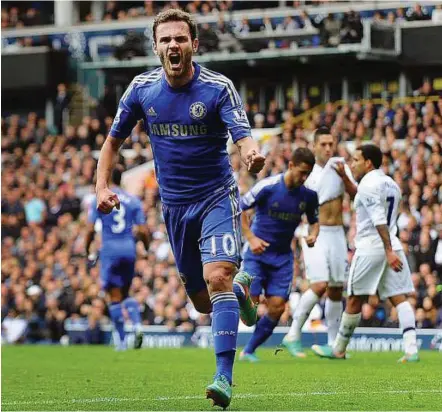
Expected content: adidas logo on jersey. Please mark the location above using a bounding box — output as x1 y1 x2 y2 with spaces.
147 106 157 117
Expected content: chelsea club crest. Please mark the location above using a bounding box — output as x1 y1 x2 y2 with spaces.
189 102 207 120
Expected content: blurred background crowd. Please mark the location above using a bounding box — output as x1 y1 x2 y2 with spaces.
2 80 442 344
3 1 442 54
2 0 440 28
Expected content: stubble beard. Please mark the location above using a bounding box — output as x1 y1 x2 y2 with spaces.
160 49 193 79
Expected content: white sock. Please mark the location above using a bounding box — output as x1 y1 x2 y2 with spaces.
397 301 418 355
286 289 319 341
325 298 343 346
333 312 361 354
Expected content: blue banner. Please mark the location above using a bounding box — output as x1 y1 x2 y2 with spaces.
64 321 442 352
2 28 147 61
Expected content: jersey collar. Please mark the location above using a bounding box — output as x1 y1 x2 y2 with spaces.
161 62 201 93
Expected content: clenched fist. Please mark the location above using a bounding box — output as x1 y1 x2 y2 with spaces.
246 149 266 174
96 187 120 214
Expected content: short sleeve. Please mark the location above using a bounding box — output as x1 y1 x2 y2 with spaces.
306 191 319 225
133 199 146 226
359 184 387 226
109 81 142 139
218 81 252 143
88 199 98 224
240 179 270 210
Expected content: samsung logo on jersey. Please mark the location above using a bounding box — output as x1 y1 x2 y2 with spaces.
268 209 301 222
148 123 208 137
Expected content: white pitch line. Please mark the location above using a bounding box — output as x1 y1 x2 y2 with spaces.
2 389 442 406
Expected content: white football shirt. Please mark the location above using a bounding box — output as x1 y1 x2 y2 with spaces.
304 157 356 205
354 169 402 252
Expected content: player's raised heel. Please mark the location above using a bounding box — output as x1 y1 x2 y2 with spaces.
134 331 143 349
311 344 345 359
205 375 232 409
233 271 258 327
397 353 420 363
239 350 260 363
281 338 306 358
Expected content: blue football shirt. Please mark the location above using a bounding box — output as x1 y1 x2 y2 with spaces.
240 174 319 253
88 187 145 257
110 63 251 205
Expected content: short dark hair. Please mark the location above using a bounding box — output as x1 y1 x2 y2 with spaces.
356 144 383 169
292 147 315 168
153 9 198 42
111 164 125 186
314 126 332 142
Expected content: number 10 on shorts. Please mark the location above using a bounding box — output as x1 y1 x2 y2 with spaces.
211 234 237 257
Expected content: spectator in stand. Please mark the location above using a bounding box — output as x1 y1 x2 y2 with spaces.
198 23 219 53
340 10 363 44
407 4 431 21
308 13 341 47
276 16 299 32
396 8 407 23
432 4 442 23
217 16 242 52
234 17 252 35
54 84 71 135
260 16 275 34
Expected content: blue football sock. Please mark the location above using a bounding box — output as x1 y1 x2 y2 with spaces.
244 314 278 354
211 292 239 385
233 282 246 305
123 297 142 330
109 302 125 345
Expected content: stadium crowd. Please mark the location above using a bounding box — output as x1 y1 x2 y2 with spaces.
3 2 441 53
2 80 442 344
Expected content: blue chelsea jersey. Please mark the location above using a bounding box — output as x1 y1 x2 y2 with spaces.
110 63 252 205
240 174 319 252
88 187 145 257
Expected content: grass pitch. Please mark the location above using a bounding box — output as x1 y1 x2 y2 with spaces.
2 346 441 411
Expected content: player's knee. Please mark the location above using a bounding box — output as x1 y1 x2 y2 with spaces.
267 299 286 320
311 282 328 297
108 288 123 302
204 263 235 293
347 295 364 313
327 286 343 301
189 290 212 314
193 301 212 314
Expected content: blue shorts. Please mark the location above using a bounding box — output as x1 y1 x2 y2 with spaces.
100 255 136 291
243 247 293 300
162 184 241 295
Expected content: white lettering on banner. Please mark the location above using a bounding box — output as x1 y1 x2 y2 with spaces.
126 334 186 348
347 336 423 352
213 330 236 337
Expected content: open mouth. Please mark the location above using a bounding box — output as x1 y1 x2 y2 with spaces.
168 53 181 69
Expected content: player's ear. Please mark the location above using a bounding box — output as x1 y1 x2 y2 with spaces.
152 41 158 55
192 38 199 53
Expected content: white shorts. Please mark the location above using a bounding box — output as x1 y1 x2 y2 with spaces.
302 225 349 287
347 250 414 300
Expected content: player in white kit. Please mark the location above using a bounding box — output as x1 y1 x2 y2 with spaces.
312 144 419 363
282 128 357 357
